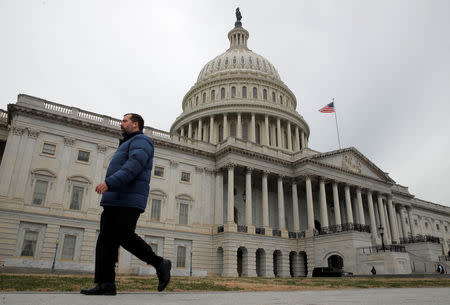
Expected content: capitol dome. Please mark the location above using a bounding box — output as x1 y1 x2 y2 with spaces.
170 12 310 152
196 26 281 83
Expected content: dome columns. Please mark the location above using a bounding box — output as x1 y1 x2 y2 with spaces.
176 112 308 152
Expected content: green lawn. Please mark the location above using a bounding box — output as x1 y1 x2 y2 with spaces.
1 274 450 292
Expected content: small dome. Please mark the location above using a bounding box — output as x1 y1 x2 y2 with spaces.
196 24 281 83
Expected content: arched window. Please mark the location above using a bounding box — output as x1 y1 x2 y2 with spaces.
249 57 253 65
203 93 206 103
253 87 258 99
241 56 245 64
242 86 247 98
263 89 267 100
211 90 216 101
221 88 225 99
196 96 199 105
218 124 223 142
272 92 276 102
284 130 288 148
280 95 283 104
231 87 236 98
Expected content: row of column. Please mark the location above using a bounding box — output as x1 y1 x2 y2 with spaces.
216 165 419 245
178 113 308 151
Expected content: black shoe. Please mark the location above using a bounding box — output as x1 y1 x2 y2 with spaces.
80 282 116 295
156 259 172 292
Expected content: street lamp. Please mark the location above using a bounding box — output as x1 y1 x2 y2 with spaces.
378 225 385 251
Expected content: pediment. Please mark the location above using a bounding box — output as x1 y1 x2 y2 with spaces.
310 147 393 182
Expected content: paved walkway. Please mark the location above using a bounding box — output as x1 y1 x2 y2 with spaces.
2 288 450 305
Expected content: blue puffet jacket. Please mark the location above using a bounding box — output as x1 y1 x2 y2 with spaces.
100 131 154 212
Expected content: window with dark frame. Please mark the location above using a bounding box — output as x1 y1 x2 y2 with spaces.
176 246 187 268
151 199 161 221
77 150 90 162
42 143 56 155
69 185 84 210
32 180 48 205
179 203 188 224
181 172 190 183
20 230 38 257
154 166 164 177
61 234 76 260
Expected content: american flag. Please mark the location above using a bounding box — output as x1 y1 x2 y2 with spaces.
319 102 335 113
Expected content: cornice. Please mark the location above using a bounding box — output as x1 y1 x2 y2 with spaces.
8 104 122 138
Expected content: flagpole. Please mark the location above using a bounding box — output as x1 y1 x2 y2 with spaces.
333 98 342 149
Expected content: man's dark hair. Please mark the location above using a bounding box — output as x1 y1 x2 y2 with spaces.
125 113 144 131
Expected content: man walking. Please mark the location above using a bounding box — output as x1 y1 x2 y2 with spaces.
81 113 171 295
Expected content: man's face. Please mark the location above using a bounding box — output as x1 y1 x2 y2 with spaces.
121 114 138 134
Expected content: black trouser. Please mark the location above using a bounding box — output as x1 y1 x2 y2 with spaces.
95 206 163 283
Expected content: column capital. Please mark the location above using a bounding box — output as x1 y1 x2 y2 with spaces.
262 170 270 177
227 163 236 170
195 166 204 173
64 136 75 147
27 128 40 139
170 160 179 168
245 167 254 174
319 176 329 184
97 144 108 153
11 126 25 136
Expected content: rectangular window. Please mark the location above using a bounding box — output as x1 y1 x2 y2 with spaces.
150 243 158 254
42 143 56 155
20 230 38 257
77 150 90 162
181 172 190 183
70 186 84 210
154 166 164 177
150 199 161 221
61 234 76 260
179 203 188 225
176 246 186 268
32 180 48 205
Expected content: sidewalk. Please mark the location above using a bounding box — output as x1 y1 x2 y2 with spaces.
2 288 450 305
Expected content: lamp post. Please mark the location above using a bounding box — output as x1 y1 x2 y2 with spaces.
378 225 385 251
51 241 59 274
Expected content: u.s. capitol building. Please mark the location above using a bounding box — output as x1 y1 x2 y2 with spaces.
0 14 449 277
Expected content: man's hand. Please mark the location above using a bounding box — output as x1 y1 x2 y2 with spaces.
95 182 109 194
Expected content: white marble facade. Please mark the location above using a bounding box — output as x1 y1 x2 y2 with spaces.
0 19 449 277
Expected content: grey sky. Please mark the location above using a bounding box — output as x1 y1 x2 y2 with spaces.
1 0 449 206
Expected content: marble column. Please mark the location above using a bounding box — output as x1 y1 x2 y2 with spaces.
245 168 253 226
332 181 342 226
319 178 329 227
387 196 400 243
237 113 242 139
400 206 410 238
264 115 270 145
396 207 404 239
407 207 417 237
383 202 392 243
262 171 270 228
377 194 388 245
295 126 300 151
197 119 203 141
276 118 282 148
287 122 292 151
344 184 354 223
292 181 300 232
214 170 223 225
209 116 215 143
306 176 314 230
227 164 234 224
180 127 184 137
188 122 192 138
277 175 286 231
356 187 365 225
250 113 256 142
366 190 378 240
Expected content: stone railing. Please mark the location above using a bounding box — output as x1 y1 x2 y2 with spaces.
288 232 297 239
255 227 265 235
0 109 7 120
400 235 440 244
217 225 224 233
272 229 281 237
298 231 306 239
237 225 248 233
358 244 406 254
438 256 450 262
317 223 370 236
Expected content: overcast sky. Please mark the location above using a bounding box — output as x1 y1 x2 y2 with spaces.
1 0 449 207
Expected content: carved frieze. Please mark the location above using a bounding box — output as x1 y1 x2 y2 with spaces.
170 160 179 168
97 144 107 153
27 128 40 139
342 154 361 174
64 137 75 147
11 126 25 136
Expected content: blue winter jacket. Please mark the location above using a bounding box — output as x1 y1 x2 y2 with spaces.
100 131 154 212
